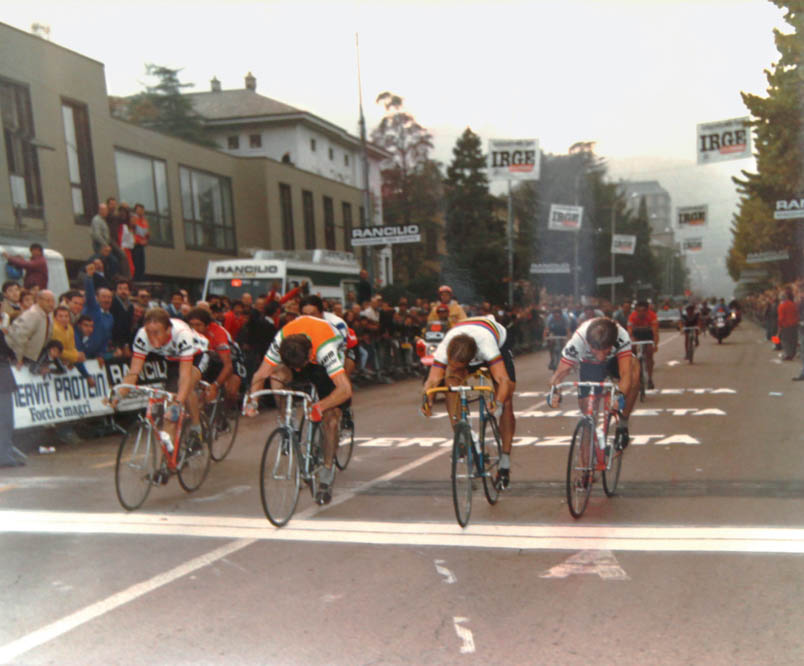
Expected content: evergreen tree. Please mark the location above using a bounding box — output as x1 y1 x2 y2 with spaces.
443 128 504 303
113 64 216 148
728 0 803 282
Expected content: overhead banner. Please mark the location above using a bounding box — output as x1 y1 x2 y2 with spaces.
746 250 789 264
773 196 804 220
697 117 751 164
351 224 421 247
548 204 583 232
683 238 703 252
611 234 637 255
488 139 540 181
677 205 708 227
12 358 168 429
530 262 571 274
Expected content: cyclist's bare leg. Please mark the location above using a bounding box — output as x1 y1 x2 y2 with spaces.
622 360 640 419
187 367 202 426
224 375 241 400
645 346 655 382
269 365 293 416
321 407 340 469
443 365 468 429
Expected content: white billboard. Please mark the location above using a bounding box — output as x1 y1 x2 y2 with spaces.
611 234 637 255
548 204 583 232
488 139 540 181
683 237 704 252
677 205 708 227
351 224 421 247
696 117 751 164
530 262 571 274
773 196 804 220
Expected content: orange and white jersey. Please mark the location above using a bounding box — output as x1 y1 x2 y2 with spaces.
265 315 345 377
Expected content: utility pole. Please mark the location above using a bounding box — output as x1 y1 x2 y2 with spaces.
356 33 374 285
610 202 616 303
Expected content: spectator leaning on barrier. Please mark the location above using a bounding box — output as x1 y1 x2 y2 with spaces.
2 243 48 292
0 326 21 467
51 305 95 387
61 289 85 326
4 289 55 370
2 281 22 329
81 263 114 361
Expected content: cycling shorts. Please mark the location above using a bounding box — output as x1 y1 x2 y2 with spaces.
578 356 620 397
631 327 654 342
165 352 208 393
290 364 351 410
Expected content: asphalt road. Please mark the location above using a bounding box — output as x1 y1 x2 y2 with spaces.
2 320 804 665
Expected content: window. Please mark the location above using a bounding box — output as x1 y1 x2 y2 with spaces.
249 134 262 148
115 150 172 246
310 138 316 152
342 202 353 250
302 190 315 249
62 100 97 224
180 166 235 252
344 154 349 166
279 183 295 249
323 196 335 250
227 136 239 150
328 147 334 160
1 79 43 216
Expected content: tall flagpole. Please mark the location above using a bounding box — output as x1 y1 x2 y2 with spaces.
356 33 374 286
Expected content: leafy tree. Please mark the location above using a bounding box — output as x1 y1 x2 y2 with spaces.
111 64 216 148
371 93 440 283
443 128 505 303
728 0 803 283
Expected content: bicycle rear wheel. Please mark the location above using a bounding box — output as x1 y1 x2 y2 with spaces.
639 356 647 401
115 420 156 511
602 412 623 497
451 422 474 527
209 395 240 462
566 419 593 518
481 415 502 505
260 426 300 527
334 414 354 471
177 416 211 492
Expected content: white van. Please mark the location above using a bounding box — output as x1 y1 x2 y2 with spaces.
202 249 360 304
0 244 70 297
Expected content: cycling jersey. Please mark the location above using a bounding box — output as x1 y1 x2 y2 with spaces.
132 318 208 362
323 311 358 350
202 321 232 358
627 309 658 329
545 313 570 336
681 312 700 327
433 315 507 369
265 315 345 377
560 318 632 368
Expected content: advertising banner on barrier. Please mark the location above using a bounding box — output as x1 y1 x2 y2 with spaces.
488 139 540 181
696 117 751 164
611 234 637 255
677 205 708 227
548 204 583 231
12 358 168 429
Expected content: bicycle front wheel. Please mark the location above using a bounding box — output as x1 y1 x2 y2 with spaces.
566 419 593 518
481 415 502 505
687 334 695 363
209 396 240 462
115 421 157 511
602 412 623 497
177 417 212 492
334 416 354 471
451 422 474 527
260 427 300 527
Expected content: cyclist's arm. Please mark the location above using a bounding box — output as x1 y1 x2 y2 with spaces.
488 360 514 404
117 354 145 400
651 321 659 348
215 350 234 386
316 371 352 413
249 357 278 393
423 364 445 399
549 361 574 387
617 353 633 396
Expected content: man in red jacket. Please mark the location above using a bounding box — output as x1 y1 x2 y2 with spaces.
3 243 48 291
777 287 798 361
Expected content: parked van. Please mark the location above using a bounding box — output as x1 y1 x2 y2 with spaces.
0 244 70 296
202 249 360 304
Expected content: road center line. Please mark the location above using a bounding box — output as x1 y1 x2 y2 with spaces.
0 537 256 664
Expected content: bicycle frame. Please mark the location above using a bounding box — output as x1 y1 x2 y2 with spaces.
110 383 185 471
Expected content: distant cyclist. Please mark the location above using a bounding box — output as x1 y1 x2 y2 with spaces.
543 307 571 371
422 315 516 489
548 316 638 447
678 303 701 346
627 300 659 389
248 315 352 505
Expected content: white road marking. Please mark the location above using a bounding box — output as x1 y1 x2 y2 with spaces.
452 617 475 654
434 559 457 584
540 549 629 580
667 360 681 366
0 537 255 664
188 485 251 503
3 511 804 554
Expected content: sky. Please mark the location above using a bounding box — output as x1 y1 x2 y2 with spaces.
1 0 790 295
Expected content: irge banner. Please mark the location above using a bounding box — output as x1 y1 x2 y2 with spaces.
488 139 540 181
548 204 583 232
677 205 708 227
696 117 751 164
611 234 637 255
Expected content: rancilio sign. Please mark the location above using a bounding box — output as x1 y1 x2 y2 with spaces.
351 224 421 246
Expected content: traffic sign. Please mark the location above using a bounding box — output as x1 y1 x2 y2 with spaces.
596 275 624 286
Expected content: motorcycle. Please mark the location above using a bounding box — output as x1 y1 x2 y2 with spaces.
709 311 732 344
415 320 449 378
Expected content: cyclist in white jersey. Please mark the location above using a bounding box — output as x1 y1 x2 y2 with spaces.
116 307 208 446
422 315 516 488
547 317 638 446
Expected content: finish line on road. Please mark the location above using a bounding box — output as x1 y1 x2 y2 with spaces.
3 510 804 554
